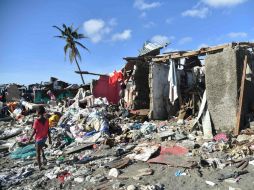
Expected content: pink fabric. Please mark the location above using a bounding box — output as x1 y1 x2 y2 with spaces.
213 133 228 142
33 119 49 141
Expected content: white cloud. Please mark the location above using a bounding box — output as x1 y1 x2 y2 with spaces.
178 37 193 45
151 35 174 46
144 21 156 28
198 43 209 49
109 18 117 26
83 18 116 43
227 32 247 38
83 19 105 35
163 48 179 53
112 30 132 41
140 12 147 18
202 0 247 8
165 18 173 24
182 7 209 18
134 0 161 10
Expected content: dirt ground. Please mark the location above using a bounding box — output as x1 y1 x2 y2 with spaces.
1 148 254 190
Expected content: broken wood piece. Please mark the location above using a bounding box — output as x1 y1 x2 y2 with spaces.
105 157 130 169
64 143 94 155
147 154 197 168
118 168 153 179
234 55 248 135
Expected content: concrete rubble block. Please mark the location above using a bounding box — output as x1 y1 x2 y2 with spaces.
156 130 175 141
108 168 120 178
74 176 84 183
127 185 137 190
205 46 248 131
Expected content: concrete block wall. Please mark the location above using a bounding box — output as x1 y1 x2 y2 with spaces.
149 63 169 119
205 46 250 131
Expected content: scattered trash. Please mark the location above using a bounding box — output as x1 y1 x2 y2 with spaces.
1 48 254 190
218 170 248 181
213 133 229 142
205 180 216 186
74 176 84 183
175 170 187 176
108 168 120 178
127 143 160 161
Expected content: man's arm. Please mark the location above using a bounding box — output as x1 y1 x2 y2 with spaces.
29 129 36 142
48 129 52 144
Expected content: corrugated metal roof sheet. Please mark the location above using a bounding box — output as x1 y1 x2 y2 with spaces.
138 41 165 56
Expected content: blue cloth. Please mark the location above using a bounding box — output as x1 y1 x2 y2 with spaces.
35 137 47 146
10 144 36 159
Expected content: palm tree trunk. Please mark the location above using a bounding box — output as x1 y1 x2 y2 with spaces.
74 56 85 84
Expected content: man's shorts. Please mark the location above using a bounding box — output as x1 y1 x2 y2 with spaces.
35 137 47 147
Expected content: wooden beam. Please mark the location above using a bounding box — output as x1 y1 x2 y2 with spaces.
75 71 108 76
234 55 248 136
152 42 254 62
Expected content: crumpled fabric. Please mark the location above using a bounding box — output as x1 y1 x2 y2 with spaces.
168 60 178 104
213 133 229 142
129 122 157 135
0 165 34 188
109 71 123 85
10 144 36 159
140 122 157 135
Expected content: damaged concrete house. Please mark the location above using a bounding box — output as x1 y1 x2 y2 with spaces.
77 41 254 135
120 42 254 135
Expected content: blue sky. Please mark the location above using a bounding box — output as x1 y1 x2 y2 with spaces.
0 0 253 85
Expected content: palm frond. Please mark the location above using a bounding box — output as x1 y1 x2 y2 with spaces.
54 35 66 39
75 47 81 61
73 26 80 33
77 34 88 39
64 44 70 60
62 24 67 30
72 31 79 39
74 41 89 52
69 49 75 63
53 25 65 36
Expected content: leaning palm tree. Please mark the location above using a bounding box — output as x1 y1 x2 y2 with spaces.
53 24 89 84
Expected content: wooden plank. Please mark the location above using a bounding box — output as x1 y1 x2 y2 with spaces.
64 143 94 155
75 71 108 76
152 42 254 62
234 55 248 135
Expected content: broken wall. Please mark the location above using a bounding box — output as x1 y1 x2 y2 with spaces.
149 63 169 119
6 84 20 102
125 60 150 109
205 46 253 131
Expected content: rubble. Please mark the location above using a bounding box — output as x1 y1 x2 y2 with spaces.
1 42 254 190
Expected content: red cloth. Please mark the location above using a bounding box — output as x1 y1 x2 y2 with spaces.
160 146 188 156
109 71 123 85
33 119 49 141
93 75 121 104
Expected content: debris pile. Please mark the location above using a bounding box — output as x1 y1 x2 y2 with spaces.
1 42 254 190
